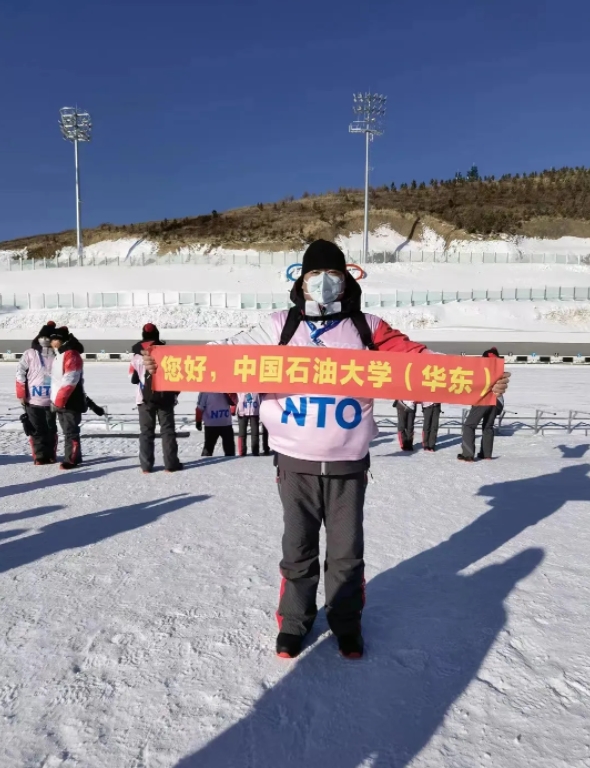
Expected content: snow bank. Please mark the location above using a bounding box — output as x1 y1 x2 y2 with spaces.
3 301 590 346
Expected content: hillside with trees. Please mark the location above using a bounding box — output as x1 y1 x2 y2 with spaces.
3 166 590 257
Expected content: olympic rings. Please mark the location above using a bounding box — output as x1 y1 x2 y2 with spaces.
346 263 366 280
285 263 366 282
286 263 303 282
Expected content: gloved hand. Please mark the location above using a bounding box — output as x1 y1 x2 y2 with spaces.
196 421 202 431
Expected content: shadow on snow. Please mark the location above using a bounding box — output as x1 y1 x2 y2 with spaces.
176 464 590 768
0 494 210 574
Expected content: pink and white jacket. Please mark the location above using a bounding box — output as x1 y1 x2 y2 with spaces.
196 393 234 427
215 312 427 462
237 392 261 418
16 347 55 407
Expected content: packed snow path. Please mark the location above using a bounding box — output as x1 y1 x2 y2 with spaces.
0 368 589 766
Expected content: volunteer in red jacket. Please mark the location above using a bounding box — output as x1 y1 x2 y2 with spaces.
142 240 510 660
50 326 86 470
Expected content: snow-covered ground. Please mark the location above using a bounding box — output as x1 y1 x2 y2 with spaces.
0 365 589 767
3 261 590 343
2 262 590 295
3 302 590 347
2 227 590 341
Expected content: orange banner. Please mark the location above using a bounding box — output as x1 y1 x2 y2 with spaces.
151 345 503 405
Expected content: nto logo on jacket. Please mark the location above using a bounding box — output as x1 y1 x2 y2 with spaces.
281 396 362 430
31 385 51 398
209 409 230 419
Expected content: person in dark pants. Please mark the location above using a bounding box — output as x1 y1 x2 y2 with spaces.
15 323 58 464
237 392 271 456
458 347 504 462
277 466 366 638
422 403 441 452
395 400 416 451
196 392 236 457
129 323 182 474
50 327 86 470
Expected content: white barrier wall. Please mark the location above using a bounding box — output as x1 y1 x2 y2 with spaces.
0 250 588 271
2 287 590 311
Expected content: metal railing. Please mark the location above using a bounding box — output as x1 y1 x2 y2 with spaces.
1 248 589 271
2 286 590 311
2 408 590 437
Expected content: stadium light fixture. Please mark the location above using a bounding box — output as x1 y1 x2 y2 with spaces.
59 107 92 261
349 93 386 264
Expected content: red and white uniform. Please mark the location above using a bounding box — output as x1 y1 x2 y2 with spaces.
51 347 83 409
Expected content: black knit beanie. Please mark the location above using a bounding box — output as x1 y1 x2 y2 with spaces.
36 324 53 339
142 323 160 342
301 240 347 275
50 326 69 342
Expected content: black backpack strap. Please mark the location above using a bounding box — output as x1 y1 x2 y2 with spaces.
350 311 377 350
278 307 304 346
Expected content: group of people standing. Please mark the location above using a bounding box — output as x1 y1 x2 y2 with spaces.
15 321 99 469
128 323 270 473
395 347 505 461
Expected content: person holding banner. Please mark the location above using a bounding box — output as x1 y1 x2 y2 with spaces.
459 347 504 462
143 239 510 660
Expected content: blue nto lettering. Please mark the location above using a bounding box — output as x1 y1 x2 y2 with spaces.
281 397 307 426
32 386 43 397
335 398 362 430
309 396 336 428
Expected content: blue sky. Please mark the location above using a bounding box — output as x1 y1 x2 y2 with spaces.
0 0 588 241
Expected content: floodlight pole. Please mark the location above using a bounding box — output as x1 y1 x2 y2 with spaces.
59 107 92 263
363 130 370 264
74 138 82 257
349 93 386 264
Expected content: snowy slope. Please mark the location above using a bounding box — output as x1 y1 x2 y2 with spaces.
0 366 589 767
4 225 590 265
3 262 590 295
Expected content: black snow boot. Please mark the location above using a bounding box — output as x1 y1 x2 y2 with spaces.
457 454 475 463
276 632 304 659
337 633 364 659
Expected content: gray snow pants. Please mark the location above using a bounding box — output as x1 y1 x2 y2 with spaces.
422 404 441 449
57 410 82 465
396 403 416 448
276 469 366 637
138 404 179 471
462 405 498 459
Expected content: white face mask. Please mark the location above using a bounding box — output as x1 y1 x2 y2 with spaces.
305 272 344 305
38 337 51 348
